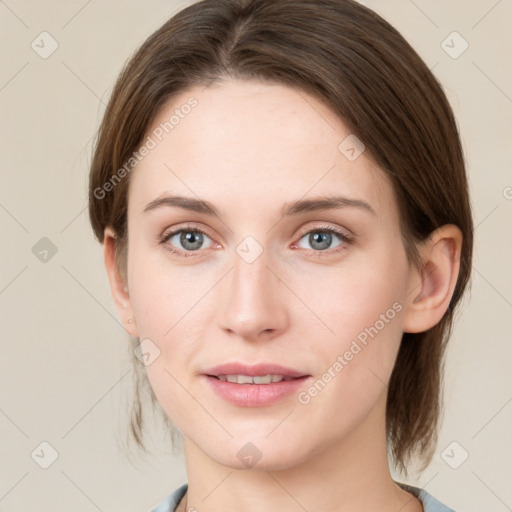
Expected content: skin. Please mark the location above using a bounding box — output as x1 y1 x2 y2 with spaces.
104 78 462 512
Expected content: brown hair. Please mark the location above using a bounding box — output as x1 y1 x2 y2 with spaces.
88 0 473 475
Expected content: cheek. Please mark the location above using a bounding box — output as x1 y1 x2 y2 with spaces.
296 250 407 352
292 251 407 410
126 247 217 427
127 241 208 337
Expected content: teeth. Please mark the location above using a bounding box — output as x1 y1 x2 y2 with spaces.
217 374 289 384
253 375 274 384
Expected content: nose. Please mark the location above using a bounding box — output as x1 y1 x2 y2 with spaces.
218 248 289 342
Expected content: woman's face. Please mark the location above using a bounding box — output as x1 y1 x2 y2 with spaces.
125 78 415 469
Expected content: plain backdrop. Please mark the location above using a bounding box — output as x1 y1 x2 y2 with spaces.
0 1 511 511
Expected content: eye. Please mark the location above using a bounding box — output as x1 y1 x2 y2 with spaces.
295 226 352 254
159 225 214 256
159 224 353 258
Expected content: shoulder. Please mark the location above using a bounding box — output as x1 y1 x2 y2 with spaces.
395 481 456 512
148 483 188 512
150 482 455 512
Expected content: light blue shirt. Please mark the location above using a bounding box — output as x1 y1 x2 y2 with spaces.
149 481 455 511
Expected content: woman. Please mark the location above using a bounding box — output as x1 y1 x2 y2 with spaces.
88 0 473 510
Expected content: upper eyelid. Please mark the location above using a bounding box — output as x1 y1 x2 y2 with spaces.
296 223 351 238
161 224 213 241
161 222 349 238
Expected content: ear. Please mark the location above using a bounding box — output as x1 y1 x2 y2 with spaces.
403 224 463 333
103 226 138 337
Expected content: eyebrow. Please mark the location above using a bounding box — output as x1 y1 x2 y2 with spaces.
143 194 376 217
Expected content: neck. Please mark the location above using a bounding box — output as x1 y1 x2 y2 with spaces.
181 393 422 512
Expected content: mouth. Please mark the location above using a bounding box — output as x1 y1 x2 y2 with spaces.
202 362 309 381
201 363 311 407
207 374 301 384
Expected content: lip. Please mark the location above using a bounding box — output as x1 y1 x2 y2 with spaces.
201 362 311 407
202 362 308 379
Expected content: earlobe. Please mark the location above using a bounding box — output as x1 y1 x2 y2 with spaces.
103 226 138 337
403 225 462 334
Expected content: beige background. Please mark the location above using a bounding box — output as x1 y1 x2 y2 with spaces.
0 1 511 511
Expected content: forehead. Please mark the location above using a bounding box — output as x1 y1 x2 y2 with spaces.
128 79 396 223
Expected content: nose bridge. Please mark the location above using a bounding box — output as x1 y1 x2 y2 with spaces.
219 241 287 339
232 246 270 301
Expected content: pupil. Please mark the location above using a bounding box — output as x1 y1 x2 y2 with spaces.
182 231 202 250
311 232 331 250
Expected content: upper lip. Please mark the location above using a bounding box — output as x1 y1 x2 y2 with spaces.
202 363 309 379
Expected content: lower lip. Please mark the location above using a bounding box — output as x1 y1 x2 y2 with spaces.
203 375 311 407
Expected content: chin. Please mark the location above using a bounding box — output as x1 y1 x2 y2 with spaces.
201 435 312 472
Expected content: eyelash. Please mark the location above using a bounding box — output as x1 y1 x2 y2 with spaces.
158 224 354 258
